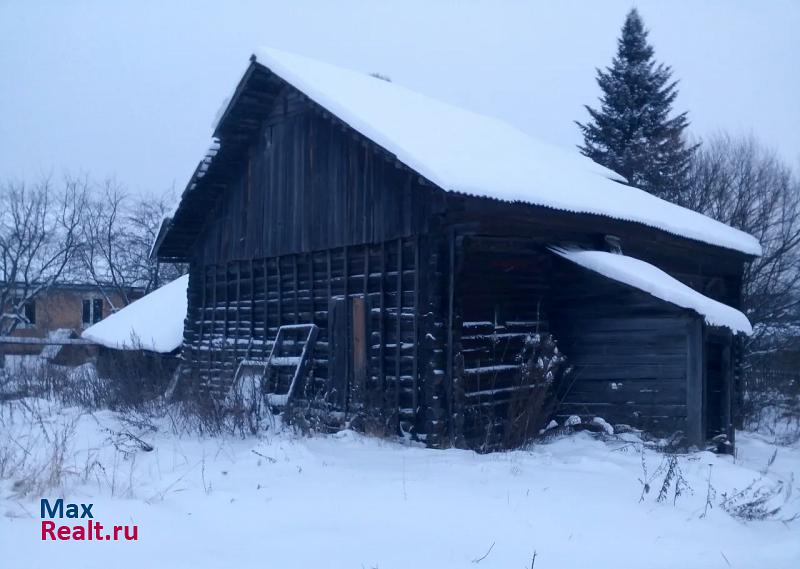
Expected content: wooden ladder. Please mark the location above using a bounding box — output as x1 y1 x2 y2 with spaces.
231 324 319 409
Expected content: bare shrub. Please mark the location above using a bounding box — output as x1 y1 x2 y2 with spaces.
0 397 80 497
720 476 798 522
678 134 800 429
95 347 178 409
741 362 800 444
633 444 693 506
503 333 570 449
1 176 86 336
169 377 277 438
78 180 186 306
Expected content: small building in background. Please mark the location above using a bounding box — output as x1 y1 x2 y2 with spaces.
81 275 188 398
1 283 143 366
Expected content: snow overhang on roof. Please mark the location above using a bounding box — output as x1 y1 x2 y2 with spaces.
81 275 189 353
551 247 753 334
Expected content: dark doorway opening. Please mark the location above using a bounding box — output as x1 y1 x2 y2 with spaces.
704 332 732 443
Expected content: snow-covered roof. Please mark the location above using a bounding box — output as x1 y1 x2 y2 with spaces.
247 47 761 256
81 275 189 353
551 248 752 334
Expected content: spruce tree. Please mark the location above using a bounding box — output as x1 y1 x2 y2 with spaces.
577 9 696 199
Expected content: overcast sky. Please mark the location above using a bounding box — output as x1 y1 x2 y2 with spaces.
1 0 798 196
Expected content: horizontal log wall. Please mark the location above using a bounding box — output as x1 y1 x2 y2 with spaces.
451 236 552 450
550 262 694 436
181 235 446 440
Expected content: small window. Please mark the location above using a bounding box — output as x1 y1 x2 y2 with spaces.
24 300 36 325
12 297 36 326
82 298 103 325
82 299 92 325
93 299 103 323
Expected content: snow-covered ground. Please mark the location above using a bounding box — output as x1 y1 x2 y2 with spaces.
0 398 798 569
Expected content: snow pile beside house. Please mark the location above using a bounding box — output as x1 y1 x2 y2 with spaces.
247 47 761 256
81 275 188 353
553 248 752 334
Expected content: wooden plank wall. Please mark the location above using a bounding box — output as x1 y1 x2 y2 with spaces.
193 87 442 266
450 236 552 450
550 264 695 436
181 235 448 442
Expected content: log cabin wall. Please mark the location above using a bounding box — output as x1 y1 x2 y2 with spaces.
181 235 450 444
548 263 696 437
164 64 750 450
449 235 553 450
439 212 743 449
175 81 454 444
442 196 745 309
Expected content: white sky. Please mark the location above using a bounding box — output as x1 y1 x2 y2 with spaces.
1 0 798 196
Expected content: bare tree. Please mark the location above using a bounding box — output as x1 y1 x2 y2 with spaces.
0 177 86 335
679 133 800 352
78 180 184 310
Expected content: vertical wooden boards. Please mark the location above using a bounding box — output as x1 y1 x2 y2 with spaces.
686 319 704 448
328 296 347 410
184 86 439 268
446 230 456 446
351 295 367 411
721 339 734 448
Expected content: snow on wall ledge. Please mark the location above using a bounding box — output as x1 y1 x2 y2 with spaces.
81 275 189 353
552 248 752 334
249 47 761 257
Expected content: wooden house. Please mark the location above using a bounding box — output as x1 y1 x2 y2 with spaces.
0 283 142 367
152 49 760 451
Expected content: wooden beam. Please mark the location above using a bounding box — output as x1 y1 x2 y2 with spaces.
379 241 386 413
446 229 456 446
395 237 403 430
412 236 420 420
686 318 704 448
293 254 299 324
0 336 94 346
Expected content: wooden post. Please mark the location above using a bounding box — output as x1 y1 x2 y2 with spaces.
446 230 456 446
722 338 734 450
249 258 255 341
379 241 386 416
395 237 403 431
412 236 420 425
343 245 350 416
293 254 299 324
235 262 242 362
686 318 704 448
277 256 283 328
268 257 269 350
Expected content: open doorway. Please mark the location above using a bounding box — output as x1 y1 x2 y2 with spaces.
704 330 733 445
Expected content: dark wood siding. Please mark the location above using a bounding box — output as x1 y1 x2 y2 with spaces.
549 263 694 436
165 63 749 451
181 235 449 443
192 88 442 265
450 236 552 450
442 196 745 308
